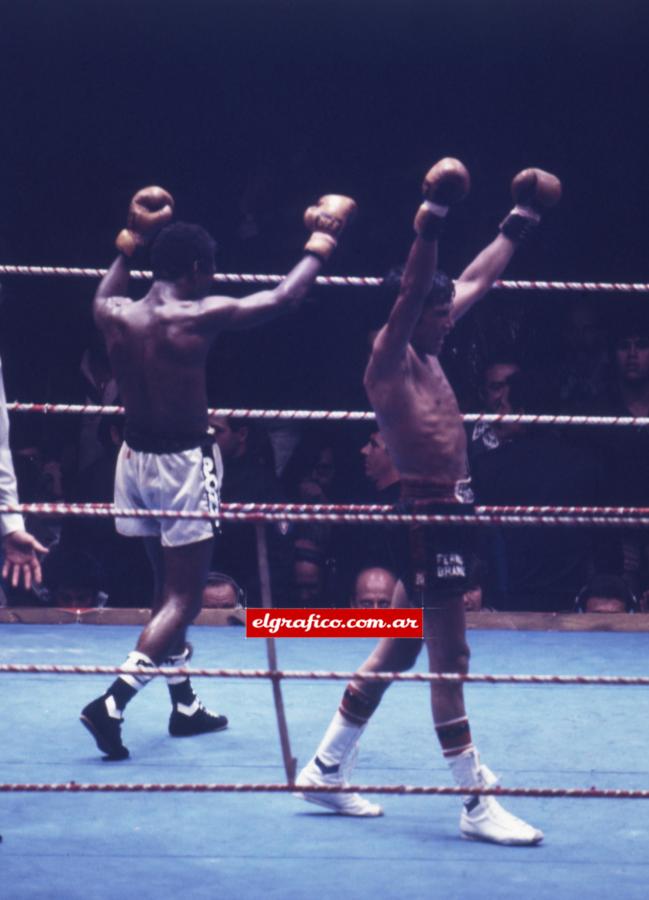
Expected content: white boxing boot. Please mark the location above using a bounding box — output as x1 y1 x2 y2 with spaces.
449 748 543 846
295 712 383 817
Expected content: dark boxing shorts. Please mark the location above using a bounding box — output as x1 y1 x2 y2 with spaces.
398 479 475 606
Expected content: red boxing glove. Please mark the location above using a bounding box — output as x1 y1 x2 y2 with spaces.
304 195 357 261
115 186 175 257
414 158 470 240
499 168 562 242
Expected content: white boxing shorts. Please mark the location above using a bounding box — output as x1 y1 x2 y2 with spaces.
114 436 223 547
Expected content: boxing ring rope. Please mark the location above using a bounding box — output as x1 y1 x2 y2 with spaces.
3 262 647 805
2 263 649 293
1 783 647 799
8 401 649 429
1 501 649 528
4 504 648 800
2 664 649 686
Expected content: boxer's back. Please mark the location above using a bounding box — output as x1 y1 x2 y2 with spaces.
100 285 213 436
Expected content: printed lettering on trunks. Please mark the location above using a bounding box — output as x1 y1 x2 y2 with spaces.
436 553 466 579
201 451 220 517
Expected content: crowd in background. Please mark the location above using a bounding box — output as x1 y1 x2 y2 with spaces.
2 267 649 616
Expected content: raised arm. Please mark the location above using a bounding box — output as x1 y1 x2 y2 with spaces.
370 158 470 368
452 168 562 322
93 186 174 324
194 195 357 332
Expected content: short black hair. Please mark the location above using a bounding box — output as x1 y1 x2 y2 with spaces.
151 222 218 281
382 267 455 307
575 575 637 613
423 270 455 307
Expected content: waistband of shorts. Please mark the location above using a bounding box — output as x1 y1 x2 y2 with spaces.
399 477 474 508
124 424 213 454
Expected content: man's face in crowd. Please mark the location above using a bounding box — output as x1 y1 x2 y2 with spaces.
210 415 245 460
361 432 392 485
584 595 627 614
482 363 521 413
352 568 396 609
615 335 649 383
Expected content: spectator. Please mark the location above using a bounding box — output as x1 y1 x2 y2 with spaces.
43 548 108 609
334 429 408 592
574 574 637 614
202 571 245 609
471 365 605 611
557 296 609 413
468 353 522 460
590 309 649 600
57 414 152 608
292 539 328 607
210 413 290 606
350 567 396 610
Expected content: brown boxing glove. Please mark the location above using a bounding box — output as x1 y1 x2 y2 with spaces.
304 195 357 261
115 186 175 257
499 168 562 242
414 158 470 240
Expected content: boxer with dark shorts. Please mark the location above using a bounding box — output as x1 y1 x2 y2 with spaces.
80 186 356 759
399 479 476 604
297 159 560 845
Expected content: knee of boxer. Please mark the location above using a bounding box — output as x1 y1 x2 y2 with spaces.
393 637 423 672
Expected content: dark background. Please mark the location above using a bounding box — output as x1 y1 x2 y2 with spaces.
0 0 647 412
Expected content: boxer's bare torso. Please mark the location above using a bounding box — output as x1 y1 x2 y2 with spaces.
365 302 469 492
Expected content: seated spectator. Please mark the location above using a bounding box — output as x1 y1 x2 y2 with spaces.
471 365 606 612
210 413 290 606
282 424 353 604
43 548 108 609
588 308 649 601
574 575 637 614
333 429 408 594
350 567 396 610
58 414 152 607
360 430 400 502
202 571 245 609
292 539 327 608
468 353 522 460
557 296 609 413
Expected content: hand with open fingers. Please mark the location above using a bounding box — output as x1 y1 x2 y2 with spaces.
2 529 48 590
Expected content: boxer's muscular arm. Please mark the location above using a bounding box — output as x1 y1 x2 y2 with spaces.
94 186 174 326
370 237 439 369
452 167 561 322
94 255 133 326
451 233 516 322
195 254 323 332
370 158 470 372
194 194 357 333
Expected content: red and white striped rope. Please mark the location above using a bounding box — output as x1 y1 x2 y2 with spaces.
1 664 648 685
0 782 646 798
2 501 648 527
7 401 649 428
1 263 648 293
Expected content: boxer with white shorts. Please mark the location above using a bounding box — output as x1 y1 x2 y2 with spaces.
80 185 356 759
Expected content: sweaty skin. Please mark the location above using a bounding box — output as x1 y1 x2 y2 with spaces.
364 233 517 492
365 343 468 489
96 254 321 438
93 252 322 662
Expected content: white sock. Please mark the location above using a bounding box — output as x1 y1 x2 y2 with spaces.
119 650 156 691
447 746 482 799
315 710 366 768
163 645 191 685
